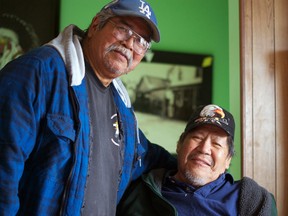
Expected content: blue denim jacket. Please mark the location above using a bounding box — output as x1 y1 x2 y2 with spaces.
0 46 176 215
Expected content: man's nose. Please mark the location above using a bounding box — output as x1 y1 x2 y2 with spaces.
121 36 134 51
197 139 211 155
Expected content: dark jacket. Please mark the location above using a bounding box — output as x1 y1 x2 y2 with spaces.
117 169 278 216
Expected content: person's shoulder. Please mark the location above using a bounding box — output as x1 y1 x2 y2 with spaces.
26 45 62 61
8 45 62 68
239 176 270 194
238 176 278 216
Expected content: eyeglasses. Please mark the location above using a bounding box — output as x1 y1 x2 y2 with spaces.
108 20 151 55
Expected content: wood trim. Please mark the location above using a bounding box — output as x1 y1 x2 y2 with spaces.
250 0 276 191
240 0 254 178
241 0 276 192
275 0 288 214
241 0 288 214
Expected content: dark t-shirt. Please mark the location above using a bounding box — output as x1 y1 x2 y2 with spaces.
81 63 123 216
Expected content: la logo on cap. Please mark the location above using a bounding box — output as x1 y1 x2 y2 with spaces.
139 0 152 19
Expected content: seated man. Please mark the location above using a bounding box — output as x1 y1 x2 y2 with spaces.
116 104 278 216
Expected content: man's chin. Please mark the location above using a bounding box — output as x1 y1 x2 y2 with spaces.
184 170 207 187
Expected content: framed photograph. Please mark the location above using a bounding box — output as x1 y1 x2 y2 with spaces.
0 0 59 69
0 0 59 45
121 50 213 153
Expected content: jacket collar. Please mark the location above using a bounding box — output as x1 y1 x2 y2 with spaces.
47 25 131 108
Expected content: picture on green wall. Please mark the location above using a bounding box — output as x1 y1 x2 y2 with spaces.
0 0 60 69
121 50 213 152
0 0 60 46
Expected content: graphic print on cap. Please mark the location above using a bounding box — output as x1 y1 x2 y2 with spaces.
195 104 229 126
138 0 152 19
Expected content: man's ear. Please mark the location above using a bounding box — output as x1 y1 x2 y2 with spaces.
176 141 181 154
225 156 232 170
176 133 185 154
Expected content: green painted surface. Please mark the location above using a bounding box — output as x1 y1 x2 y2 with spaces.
59 0 240 180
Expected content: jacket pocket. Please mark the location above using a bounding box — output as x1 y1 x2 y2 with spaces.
24 114 76 183
18 113 77 208
46 113 76 142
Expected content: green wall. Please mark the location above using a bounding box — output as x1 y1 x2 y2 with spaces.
60 0 241 180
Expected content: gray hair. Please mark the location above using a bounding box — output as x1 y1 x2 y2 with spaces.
84 9 115 36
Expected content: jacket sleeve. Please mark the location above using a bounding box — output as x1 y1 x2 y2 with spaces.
0 56 42 214
117 169 176 216
131 129 177 181
238 177 278 216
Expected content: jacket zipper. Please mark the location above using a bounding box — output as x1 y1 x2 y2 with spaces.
133 108 141 167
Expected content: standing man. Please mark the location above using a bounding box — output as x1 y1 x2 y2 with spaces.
0 0 176 215
117 104 278 216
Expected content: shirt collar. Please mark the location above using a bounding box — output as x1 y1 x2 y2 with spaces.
165 172 234 197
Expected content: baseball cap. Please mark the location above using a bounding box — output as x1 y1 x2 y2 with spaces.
101 0 160 42
184 104 235 140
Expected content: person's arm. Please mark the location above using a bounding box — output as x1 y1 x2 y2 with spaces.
131 129 177 181
0 57 40 214
239 177 278 216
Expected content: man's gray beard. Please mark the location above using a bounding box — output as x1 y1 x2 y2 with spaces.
184 170 206 187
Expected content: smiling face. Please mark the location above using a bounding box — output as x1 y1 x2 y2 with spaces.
174 124 232 187
82 15 151 86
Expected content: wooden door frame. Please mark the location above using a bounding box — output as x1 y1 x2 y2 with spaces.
240 0 288 214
